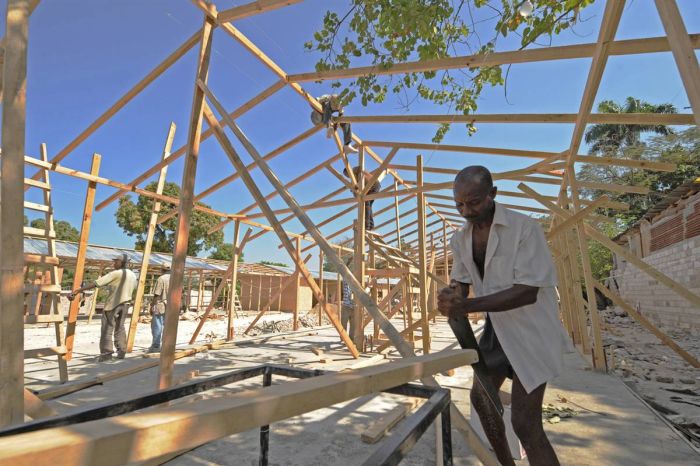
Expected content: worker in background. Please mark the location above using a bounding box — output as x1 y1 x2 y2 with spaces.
340 280 354 336
437 166 565 466
69 253 137 362
148 263 171 353
311 93 359 153
343 166 387 231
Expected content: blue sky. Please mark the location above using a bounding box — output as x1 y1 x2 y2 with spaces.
9 0 699 266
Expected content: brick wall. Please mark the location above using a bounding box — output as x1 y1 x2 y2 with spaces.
616 194 700 330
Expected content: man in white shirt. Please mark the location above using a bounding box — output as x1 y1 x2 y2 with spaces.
148 264 171 353
438 166 566 466
70 253 137 361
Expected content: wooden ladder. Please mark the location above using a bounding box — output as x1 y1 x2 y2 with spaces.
365 231 423 346
232 291 243 318
23 144 68 382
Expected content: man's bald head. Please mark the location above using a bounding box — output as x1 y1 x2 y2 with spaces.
453 166 497 224
454 166 493 194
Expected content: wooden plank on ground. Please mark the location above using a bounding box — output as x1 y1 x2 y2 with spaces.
361 398 420 444
23 389 57 420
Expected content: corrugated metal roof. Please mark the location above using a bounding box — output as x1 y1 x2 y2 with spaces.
26 238 235 273
23 238 341 280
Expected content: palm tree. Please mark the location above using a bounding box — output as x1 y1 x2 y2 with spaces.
584 97 677 155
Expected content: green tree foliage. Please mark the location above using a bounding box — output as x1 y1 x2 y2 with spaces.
115 181 224 256
259 260 289 268
583 97 677 155
30 218 80 242
579 105 698 229
208 243 245 262
305 0 592 142
587 222 620 281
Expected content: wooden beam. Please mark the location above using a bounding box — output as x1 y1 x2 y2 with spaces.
237 153 342 216
0 350 476 465
416 155 431 354
546 195 610 240
363 147 398 196
655 0 700 126
365 182 454 202
95 79 286 211
125 124 175 353
338 113 694 125
23 155 239 220
159 124 323 226
227 222 244 340
287 33 700 82
561 0 625 370
27 28 202 188
200 97 359 357
244 187 347 242
64 153 102 359
217 0 304 24
158 10 215 390
520 183 700 311
352 149 366 347
0 0 30 427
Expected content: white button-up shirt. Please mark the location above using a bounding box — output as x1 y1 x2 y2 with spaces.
450 202 568 393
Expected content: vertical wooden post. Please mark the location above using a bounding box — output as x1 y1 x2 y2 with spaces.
442 221 449 284
158 10 215 390
336 246 342 325
293 236 301 330
0 0 30 427
196 271 205 311
227 220 241 340
394 180 401 248
655 0 700 125
353 146 367 348
566 228 591 354
370 249 379 341
126 122 175 352
318 249 324 325
65 153 101 359
416 155 430 354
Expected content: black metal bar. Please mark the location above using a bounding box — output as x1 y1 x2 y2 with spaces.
361 389 452 466
382 384 437 399
441 402 453 466
268 364 326 379
0 365 267 437
259 366 272 466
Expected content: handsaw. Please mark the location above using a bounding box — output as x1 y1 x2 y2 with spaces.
448 313 504 415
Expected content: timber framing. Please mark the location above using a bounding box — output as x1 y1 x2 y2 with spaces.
2 1 698 462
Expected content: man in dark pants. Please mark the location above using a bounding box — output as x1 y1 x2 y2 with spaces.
343 166 386 230
438 166 566 466
70 253 137 361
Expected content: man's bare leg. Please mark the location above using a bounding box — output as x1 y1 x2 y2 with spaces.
511 375 560 466
470 373 514 466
